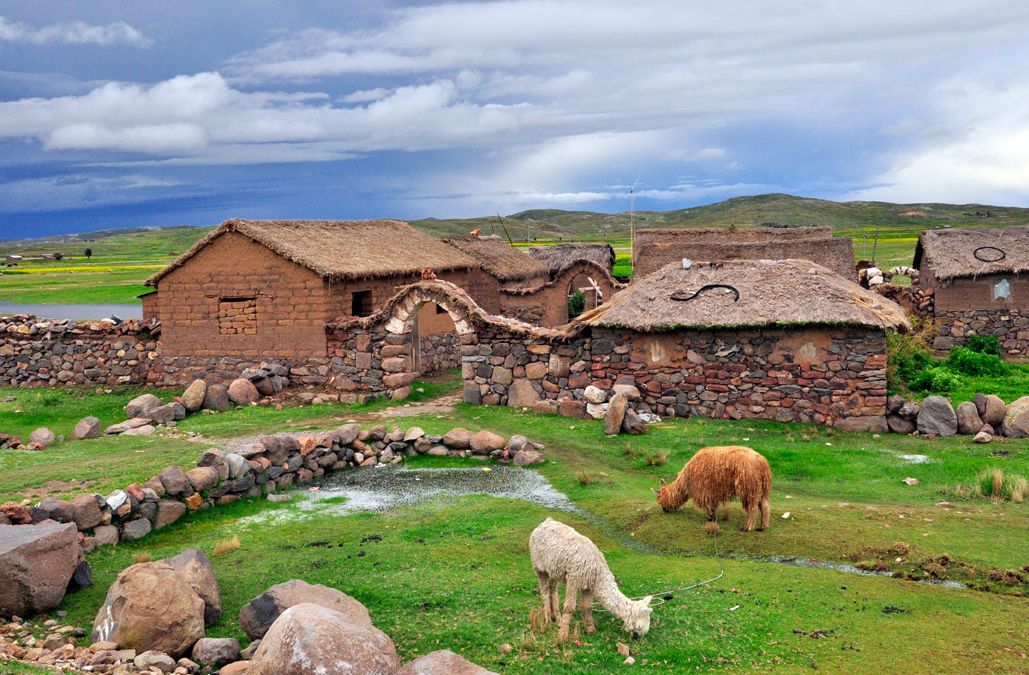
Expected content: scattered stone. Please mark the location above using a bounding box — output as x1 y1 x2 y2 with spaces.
621 408 648 435
973 431 992 444
397 649 497 674
239 579 372 640
240 639 261 660
134 650 177 672
266 494 291 503
121 424 156 437
72 416 102 440
916 396 957 437
159 466 191 496
104 417 152 435
181 380 208 412
402 426 425 442
442 427 472 449
0 522 79 617
148 403 180 425
125 393 161 419
228 378 260 406
155 500 187 529
586 402 609 419
886 414 915 434
583 385 607 404
604 393 628 436
248 603 399 675
121 518 152 541
203 384 231 412
186 466 219 493
506 434 537 454
28 427 56 448
956 402 983 435
192 637 241 667
1001 396 1029 438
897 400 920 420
94 525 120 546
902 477 920 486
513 449 545 466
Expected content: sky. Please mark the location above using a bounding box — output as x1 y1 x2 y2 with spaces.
1 1 1028 237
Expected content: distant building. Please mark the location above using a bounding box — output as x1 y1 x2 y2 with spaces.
632 226 857 280
914 225 1028 357
5 254 23 264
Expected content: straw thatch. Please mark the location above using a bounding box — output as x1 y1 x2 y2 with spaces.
579 259 909 332
913 226 1029 281
529 243 617 275
440 236 550 283
146 219 475 285
633 227 855 280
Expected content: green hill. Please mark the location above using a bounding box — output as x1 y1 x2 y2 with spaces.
1 194 1026 305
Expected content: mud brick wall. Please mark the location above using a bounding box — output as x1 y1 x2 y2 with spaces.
933 308 1028 358
464 324 889 428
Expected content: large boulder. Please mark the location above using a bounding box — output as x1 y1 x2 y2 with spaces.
981 395 1007 428
1001 396 1029 438
228 378 260 406
92 559 206 657
507 379 540 408
29 427 56 448
125 393 161 419
469 430 506 455
956 402 983 435
166 548 222 627
397 650 497 675
442 428 472 449
72 416 102 440
621 408 648 435
203 384 231 412
248 603 399 675
916 396 957 436
181 380 208 413
604 393 628 436
0 523 79 617
239 579 371 640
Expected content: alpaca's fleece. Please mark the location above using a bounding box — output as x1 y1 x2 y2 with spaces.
529 518 652 641
657 445 772 531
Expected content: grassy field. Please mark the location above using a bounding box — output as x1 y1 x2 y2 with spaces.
2 384 1026 672
2 194 1025 306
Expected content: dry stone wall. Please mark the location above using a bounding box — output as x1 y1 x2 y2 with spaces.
932 308 1028 358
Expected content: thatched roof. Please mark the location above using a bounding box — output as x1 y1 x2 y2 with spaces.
529 243 616 275
440 236 549 283
633 226 856 280
146 219 475 285
914 226 1029 281
579 259 909 332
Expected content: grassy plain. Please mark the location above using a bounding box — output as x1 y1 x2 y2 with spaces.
1 383 1027 672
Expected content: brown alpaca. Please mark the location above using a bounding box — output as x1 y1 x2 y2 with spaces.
657 446 772 531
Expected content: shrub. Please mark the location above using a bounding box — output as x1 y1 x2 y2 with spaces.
945 346 1009 377
886 329 934 394
567 290 586 319
909 366 962 393
965 334 1002 356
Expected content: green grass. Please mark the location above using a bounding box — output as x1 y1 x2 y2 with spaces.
944 363 1029 405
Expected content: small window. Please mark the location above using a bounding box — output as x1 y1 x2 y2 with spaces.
351 290 373 317
435 303 447 314
994 279 1011 300
218 297 257 335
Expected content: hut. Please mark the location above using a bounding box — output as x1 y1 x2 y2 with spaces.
576 259 908 429
914 226 1029 357
632 226 856 280
529 243 616 275
144 219 475 358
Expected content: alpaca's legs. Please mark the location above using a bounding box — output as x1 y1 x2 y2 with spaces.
742 498 757 531
706 507 717 521
579 589 596 634
548 578 561 623
556 580 579 643
535 570 552 623
759 497 771 530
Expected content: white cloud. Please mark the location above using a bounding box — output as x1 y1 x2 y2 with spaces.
0 15 150 47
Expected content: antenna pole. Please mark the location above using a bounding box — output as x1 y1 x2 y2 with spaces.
629 182 637 272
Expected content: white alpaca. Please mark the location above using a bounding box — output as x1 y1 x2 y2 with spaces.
529 518 653 642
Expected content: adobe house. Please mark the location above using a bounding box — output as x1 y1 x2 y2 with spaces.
633 226 856 280
529 243 616 275
914 226 1028 358
143 219 475 359
575 258 908 429
441 236 620 326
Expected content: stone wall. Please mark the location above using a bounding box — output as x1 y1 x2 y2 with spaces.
933 308 1028 358
419 331 461 373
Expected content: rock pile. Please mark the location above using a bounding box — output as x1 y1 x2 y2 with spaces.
550 383 649 436
886 393 1025 440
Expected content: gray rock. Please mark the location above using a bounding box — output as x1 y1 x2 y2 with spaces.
202 384 231 412
470 430 506 455
835 416 888 433
181 380 207 413
105 417 152 435
239 579 372 640
155 500 186 529
38 497 74 523
125 393 162 419
337 423 361 446
886 414 915 434
94 525 119 546
604 393 628 436
973 430 992 444
192 637 240 667
28 427 56 448
166 548 221 627
583 385 607 404
586 402 609 419
225 453 251 479
134 650 176 672
72 494 103 530
72 416 102 440
147 403 179 425
397 649 497 675
612 383 642 401
982 394 1007 428
159 466 190 496
1001 395 1029 438
898 400 920 420
956 401 983 435
121 424 156 437
513 449 545 466
621 408 648 435
916 396 957 436
507 434 536 454
887 395 905 414
0 522 79 617
443 427 472 449
121 518 152 541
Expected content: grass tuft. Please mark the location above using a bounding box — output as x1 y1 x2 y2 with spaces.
213 535 241 556
645 451 668 467
133 552 151 564
974 469 1026 503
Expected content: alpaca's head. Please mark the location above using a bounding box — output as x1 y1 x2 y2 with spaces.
657 478 685 512
623 596 653 638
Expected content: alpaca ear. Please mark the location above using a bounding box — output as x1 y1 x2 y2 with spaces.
641 595 653 607
659 478 666 486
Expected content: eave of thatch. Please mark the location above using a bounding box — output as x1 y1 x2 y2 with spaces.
528 243 616 275
914 226 1029 281
145 219 476 286
578 259 909 332
440 236 549 283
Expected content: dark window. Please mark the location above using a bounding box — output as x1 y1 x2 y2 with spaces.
351 290 373 317
435 303 447 314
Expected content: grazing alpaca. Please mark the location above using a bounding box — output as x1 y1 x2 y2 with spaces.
529 518 652 643
657 445 772 531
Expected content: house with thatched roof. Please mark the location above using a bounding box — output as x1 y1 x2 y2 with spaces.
914 225 1029 357
528 243 616 276
144 219 475 358
440 236 621 326
569 259 908 429
633 226 856 280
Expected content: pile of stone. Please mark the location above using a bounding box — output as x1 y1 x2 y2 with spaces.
542 384 649 436
0 424 545 577
0 427 61 451
887 393 1028 440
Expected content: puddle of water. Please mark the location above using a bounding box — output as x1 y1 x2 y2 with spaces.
756 554 965 588
897 454 929 464
240 465 577 525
